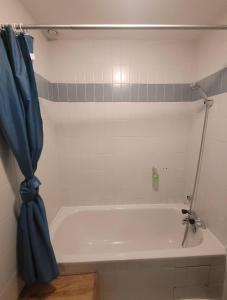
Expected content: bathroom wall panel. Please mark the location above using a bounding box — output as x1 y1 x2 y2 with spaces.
46 101 194 206
36 66 227 102
186 93 227 298
38 100 64 223
191 14 227 297
47 39 195 84
189 93 227 246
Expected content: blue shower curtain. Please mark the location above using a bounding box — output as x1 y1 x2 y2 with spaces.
0 26 59 284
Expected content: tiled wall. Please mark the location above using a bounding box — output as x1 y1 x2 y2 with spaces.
185 93 227 297
190 17 227 298
37 101 64 223
46 40 195 84
36 67 227 102
44 101 193 206
185 92 227 298
37 64 227 208
188 92 227 247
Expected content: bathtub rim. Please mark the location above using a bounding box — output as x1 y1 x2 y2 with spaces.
50 203 225 264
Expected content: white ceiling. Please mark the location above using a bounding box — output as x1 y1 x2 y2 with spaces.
21 0 227 40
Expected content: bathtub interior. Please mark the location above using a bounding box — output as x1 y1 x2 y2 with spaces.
50 204 224 264
53 206 185 255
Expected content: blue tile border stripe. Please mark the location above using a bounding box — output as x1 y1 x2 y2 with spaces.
35 67 227 102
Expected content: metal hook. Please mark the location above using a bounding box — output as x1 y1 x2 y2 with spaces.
19 23 27 34
20 23 29 35
14 23 21 34
12 23 17 32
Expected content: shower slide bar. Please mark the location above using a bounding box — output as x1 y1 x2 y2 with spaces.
181 84 213 247
188 83 213 212
2 24 227 30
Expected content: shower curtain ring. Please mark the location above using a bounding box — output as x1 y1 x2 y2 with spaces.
12 23 17 32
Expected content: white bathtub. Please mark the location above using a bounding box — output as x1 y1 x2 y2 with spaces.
51 203 224 263
50 204 226 300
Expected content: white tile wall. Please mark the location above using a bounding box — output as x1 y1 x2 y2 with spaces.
43 101 194 206
188 93 227 247
47 39 195 84
38 100 64 223
192 15 227 296
185 100 205 196
186 93 227 299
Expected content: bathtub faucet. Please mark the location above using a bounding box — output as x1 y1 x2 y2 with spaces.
181 209 206 233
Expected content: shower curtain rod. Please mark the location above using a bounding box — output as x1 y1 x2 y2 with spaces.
3 24 227 30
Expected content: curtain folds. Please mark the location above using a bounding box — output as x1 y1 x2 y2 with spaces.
0 25 59 284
